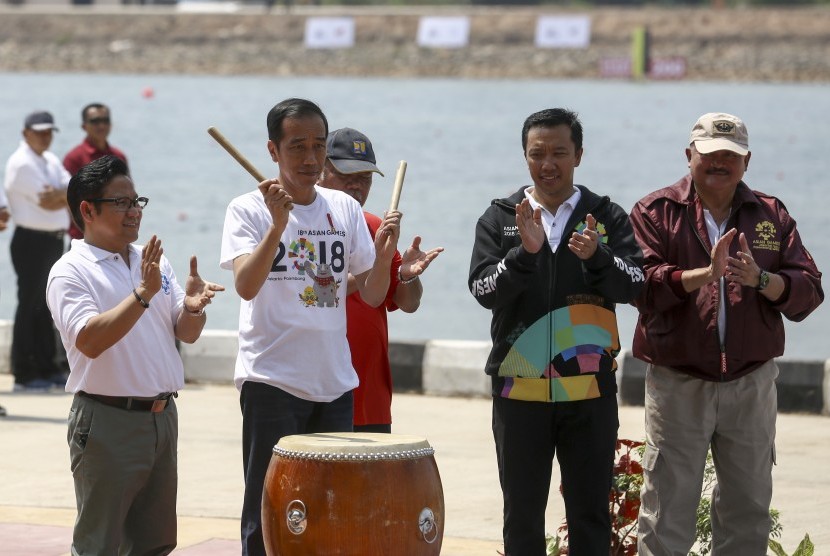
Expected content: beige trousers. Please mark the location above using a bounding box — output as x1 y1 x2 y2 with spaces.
637 361 778 556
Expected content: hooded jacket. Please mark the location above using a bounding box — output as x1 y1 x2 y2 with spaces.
469 185 644 402
630 175 823 381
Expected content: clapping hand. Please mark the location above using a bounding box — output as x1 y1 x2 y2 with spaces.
399 236 444 280
184 256 225 314
140 235 164 297
516 199 545 254
569 213 600 260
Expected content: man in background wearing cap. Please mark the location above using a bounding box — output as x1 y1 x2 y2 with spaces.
3 110 72 391
319 128 442 432
630 112 823 554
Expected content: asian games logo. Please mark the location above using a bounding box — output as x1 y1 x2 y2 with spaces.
574 220 608 244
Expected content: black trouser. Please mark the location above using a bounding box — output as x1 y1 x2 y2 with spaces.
239 381 353 556
492 394 619 556
10 226 65 384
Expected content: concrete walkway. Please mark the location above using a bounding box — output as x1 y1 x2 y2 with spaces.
1 375 828 555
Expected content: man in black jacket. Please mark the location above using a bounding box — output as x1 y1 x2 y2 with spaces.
468 108 644 555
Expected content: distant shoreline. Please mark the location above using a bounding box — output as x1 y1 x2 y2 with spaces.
1 5 829 81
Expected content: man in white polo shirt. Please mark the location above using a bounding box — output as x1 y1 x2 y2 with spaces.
46 155 224 555
4 110 71 391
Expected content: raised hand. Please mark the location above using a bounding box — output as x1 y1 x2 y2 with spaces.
184 255 225 314
400 236 444 280
569 213 599 260
726 232 761 287
258 178 293 230
375 210 402 261
140 235 163 296
516 199 545 254
709 228 738 282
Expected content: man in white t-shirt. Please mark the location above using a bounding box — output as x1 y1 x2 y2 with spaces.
47 155 224 555
220 98 401 556
4 110 71 391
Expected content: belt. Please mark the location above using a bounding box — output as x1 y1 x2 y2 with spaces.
78 391 176 413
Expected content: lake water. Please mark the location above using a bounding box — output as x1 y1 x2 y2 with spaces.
1 73 828 359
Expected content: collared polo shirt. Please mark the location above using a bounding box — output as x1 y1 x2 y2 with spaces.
46 239 186 397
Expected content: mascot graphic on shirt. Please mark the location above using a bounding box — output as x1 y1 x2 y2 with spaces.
301 260 341 308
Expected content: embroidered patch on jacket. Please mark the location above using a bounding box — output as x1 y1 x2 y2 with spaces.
753 220 780 252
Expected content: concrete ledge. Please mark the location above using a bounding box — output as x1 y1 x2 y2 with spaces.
422 339 491 398
179 329 238 385
0 319 827 414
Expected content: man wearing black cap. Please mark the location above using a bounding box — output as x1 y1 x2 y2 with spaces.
319 127 443 432
3 110 71 391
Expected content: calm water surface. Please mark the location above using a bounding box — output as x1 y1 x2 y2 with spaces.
1 73 828 358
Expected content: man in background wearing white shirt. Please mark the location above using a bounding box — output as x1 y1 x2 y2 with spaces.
3 110 71 391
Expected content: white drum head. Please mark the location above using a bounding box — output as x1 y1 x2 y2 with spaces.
274 432 434 461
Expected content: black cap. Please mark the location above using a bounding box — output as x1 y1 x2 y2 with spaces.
24 111 59 132
326 128 383 176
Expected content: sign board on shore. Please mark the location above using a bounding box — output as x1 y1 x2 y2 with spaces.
599 57 687 80
305 17 355 50
535 15 591 49
417 17 470 49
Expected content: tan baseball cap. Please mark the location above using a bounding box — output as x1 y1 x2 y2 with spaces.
689 112 748 155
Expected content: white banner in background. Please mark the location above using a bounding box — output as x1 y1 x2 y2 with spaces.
535 15 591 49
417 17 470 49
305 17 355 49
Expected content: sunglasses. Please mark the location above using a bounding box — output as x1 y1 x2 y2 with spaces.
86 117 111 125
88 196 149 211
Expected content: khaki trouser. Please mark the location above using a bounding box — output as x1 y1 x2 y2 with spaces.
637 361 777 556
68 393 178 555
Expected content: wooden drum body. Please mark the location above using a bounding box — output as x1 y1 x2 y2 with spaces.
262 432 444 555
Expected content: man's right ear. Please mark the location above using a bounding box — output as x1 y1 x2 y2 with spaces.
80 200 93 220
267 140 279 163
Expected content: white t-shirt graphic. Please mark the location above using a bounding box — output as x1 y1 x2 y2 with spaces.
220 185 375 401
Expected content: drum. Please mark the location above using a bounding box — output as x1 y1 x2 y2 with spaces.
262 432 444 556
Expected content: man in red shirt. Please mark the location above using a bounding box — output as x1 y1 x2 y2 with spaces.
319 128 443 432
63 103 128 240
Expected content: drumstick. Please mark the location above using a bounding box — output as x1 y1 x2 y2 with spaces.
207 126 294 209
388 160 407 212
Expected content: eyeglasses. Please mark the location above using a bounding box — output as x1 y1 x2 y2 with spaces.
86 117 111 125
88 196 149 211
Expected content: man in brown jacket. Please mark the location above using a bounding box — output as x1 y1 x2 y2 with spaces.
630 112 823 555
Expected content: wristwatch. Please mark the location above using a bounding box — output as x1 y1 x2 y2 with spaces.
756 270 770 291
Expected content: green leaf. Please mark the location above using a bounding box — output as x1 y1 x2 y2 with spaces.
768 538 788 556
793 533 814 556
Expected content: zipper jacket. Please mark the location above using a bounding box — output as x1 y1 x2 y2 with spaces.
630 175 823 382
469 185 644 402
